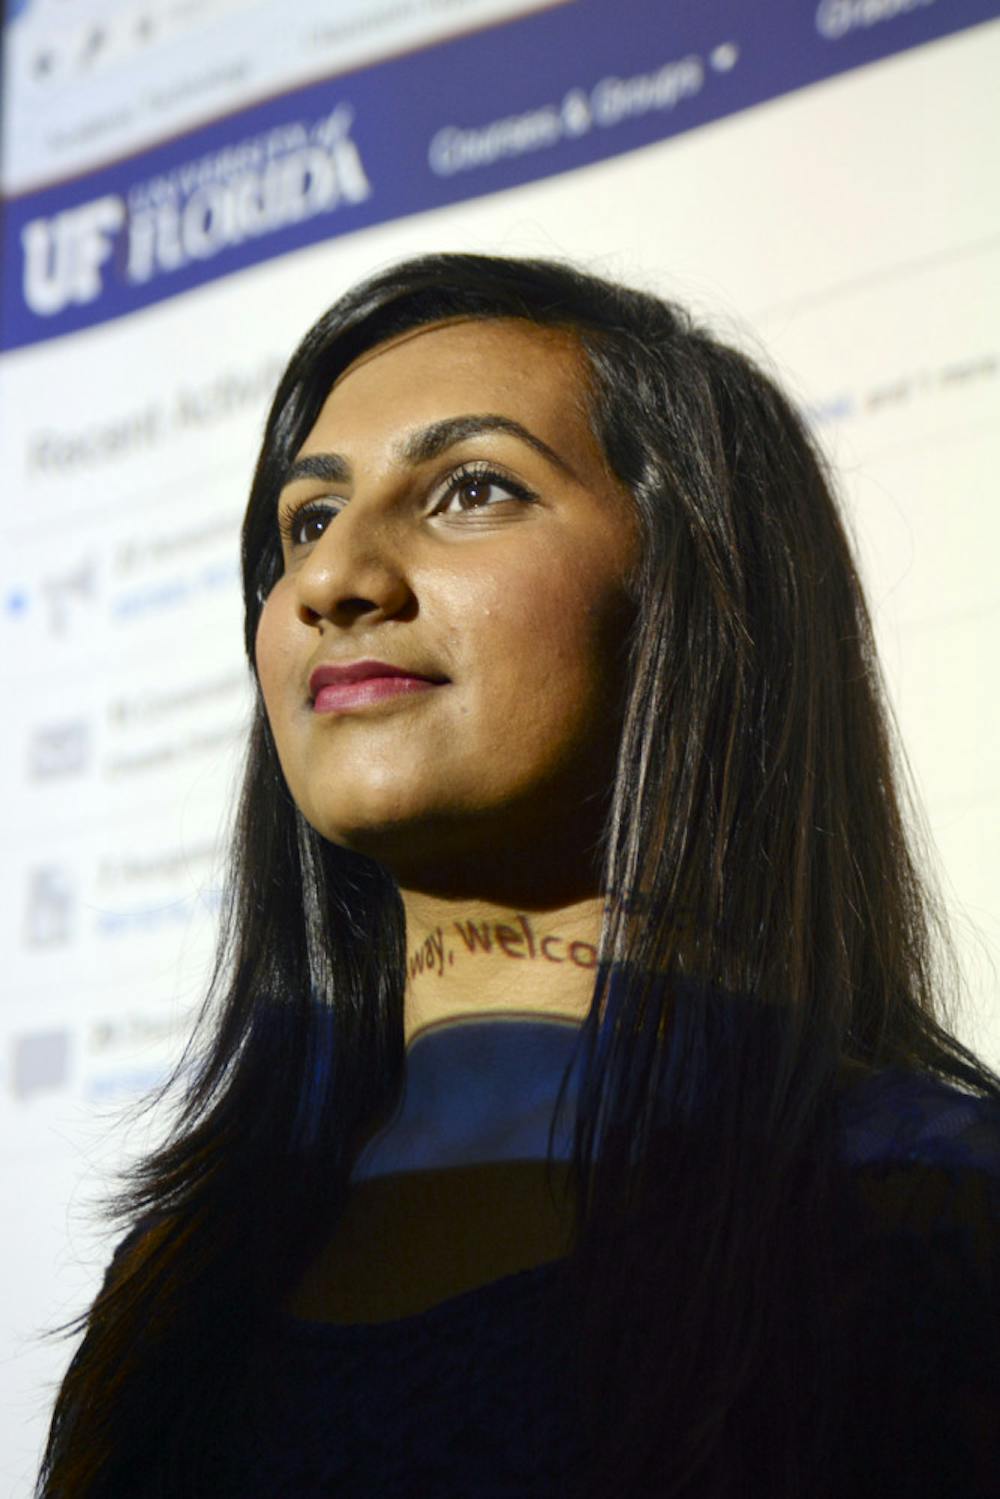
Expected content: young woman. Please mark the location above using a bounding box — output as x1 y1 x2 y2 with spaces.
39 254 999 1497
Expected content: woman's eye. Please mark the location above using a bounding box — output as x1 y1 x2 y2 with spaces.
437 468 535 514
282 504 335 547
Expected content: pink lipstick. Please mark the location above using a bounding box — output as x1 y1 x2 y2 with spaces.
308 660 444 714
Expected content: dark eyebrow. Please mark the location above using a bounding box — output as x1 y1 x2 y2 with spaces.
279 412 578 491
280 451 352 487
397 413 578 478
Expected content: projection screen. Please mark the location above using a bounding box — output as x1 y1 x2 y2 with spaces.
2 1 998 1488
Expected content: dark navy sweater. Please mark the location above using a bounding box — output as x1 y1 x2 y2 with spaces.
191 1013 1000 1497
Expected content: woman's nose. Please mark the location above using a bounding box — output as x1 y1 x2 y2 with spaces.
293 506 413 627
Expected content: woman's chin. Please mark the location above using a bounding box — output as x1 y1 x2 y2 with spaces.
310 805 466 867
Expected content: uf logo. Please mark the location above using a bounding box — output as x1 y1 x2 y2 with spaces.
21 194 125 316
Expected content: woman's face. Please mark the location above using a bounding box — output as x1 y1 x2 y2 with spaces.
255 317 638 893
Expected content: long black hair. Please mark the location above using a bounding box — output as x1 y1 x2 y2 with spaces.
38 253 999 1496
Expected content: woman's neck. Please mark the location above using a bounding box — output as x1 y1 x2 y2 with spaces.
401 889 605 1045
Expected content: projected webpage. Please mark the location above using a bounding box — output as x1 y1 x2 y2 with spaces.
2 1 998 1491
2 0 566 191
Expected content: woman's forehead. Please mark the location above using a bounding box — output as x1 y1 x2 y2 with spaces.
290 315 617 500
328 315 586 395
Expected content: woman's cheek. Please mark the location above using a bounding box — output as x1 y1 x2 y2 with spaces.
254 586 297 712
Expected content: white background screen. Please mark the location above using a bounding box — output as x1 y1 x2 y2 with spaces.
3 1 998 1488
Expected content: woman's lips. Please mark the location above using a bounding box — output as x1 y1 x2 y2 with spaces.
309 660 444 714
313 676 439 712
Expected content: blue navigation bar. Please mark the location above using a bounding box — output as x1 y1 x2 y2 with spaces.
2 0 996 350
